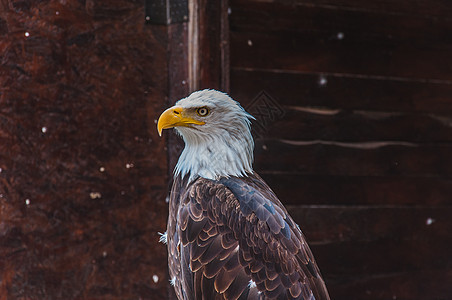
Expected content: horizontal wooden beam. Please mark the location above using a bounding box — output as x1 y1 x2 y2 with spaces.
231 0 452 19
230 69 452 115
230 1 452 80
254 140 452 178
260 174 452 205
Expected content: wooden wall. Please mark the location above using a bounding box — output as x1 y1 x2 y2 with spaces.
228 0 452 299
0 0 181 299
2 0 452 299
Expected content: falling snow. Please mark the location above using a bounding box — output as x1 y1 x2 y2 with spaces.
426 218 435 225
318 76 328 86
152 275 159 283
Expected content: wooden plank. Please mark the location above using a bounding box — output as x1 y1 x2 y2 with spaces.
260 174 452 205
230 69 452 115
191 0 230 91
167 23 190 177
306 212 452 299
231 0 452 19
0 18 6 35
229 2 452 80
310 238 452 276
250 108 452 143
289 207 452 288
230 1 452 44
228 3 452 300
288 206 452 243
302 205 452 299
0 1 175 299
327 269 452 300
230 30 452 81
254 140 452 178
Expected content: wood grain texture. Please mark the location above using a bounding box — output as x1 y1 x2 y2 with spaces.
167 22 190 179
0 0 172 299
260 174 452 206
231 69 452 115
288 206 452 299
254 140 452 178
230 1 452 80
193 0 230 92
230 0 452 44
328 269 452 300
288 206 452 244
251 108 452 143
229 0 452 299
231 0 452 18
231 31 452 81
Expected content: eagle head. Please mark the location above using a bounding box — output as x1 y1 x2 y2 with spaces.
157 89 255 181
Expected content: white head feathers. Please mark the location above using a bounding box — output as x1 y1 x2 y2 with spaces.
173 89 255 182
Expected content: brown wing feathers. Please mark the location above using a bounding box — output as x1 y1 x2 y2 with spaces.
171 174 330 300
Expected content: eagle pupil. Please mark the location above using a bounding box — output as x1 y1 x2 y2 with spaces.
197 107 208 116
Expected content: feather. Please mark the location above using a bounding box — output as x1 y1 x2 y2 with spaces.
203 256 229 278
265 265 279 281
190 259 202 273
266 284 288 299
189 202 204 220
214 268 237 293
200 275 216 300
264 277 281 291
289 282 302 298
224 271 250 300
224 250 240 271
198 237 224 265
249 260 264 273
185 218 208 244
221 233 237 249
190 241 208 261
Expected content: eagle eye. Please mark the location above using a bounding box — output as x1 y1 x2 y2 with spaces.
196 107 209 117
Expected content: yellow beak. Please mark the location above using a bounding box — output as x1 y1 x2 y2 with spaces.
157 106 205 136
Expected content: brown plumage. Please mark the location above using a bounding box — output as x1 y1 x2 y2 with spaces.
167 174 329 300
158 90 330 299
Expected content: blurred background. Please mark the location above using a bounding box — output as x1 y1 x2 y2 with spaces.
1 0 451 299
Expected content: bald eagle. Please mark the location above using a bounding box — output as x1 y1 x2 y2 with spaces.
157 90 330 300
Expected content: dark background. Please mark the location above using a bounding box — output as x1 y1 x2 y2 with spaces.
1 0 451 299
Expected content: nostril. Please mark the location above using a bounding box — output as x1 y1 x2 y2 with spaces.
173 110 180 115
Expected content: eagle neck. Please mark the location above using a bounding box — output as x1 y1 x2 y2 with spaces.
174 129 254 182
